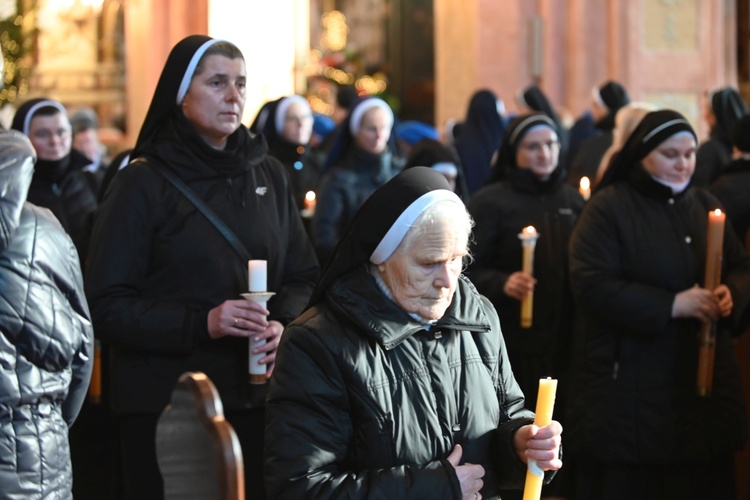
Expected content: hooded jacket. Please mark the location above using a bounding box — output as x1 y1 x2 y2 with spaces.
0 131 94 498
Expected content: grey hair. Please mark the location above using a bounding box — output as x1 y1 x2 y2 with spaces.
398 199 475 265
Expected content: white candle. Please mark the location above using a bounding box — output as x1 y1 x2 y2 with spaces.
248 260 267 292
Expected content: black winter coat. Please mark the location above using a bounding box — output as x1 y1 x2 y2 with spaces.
467 168 584 407
85 127 319 414
313 147 402 265
709 157 750 244
567 167 750 463
26 149 97 263
0 132 94 498
266 267 534 499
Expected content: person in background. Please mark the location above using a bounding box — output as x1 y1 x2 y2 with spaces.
70 106 111 196
467 112 583 407
594 102 656 186
393 119 439 159
693 86 749 187
0 129 94 499
265 167 562 499
710 113 750 245
455 89 506 194
517 84 569 163
259 95 322 230
85 35 319 499
313 96 403 265
567 80 630 188
11 98 98 264
403 137 468 199
568 109 750 500
310 113 335 149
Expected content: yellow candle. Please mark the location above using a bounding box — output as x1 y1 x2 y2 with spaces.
518 226 539 328
523 378 558 500
697 209 725 396
578 176 591 201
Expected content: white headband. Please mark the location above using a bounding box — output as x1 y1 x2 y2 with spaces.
23 100 67 136
275 95 311 134
176 38 224 104
431 162 458 177
349 98 393 136
508 115 556 145
370 189 463 265
591 86 606 110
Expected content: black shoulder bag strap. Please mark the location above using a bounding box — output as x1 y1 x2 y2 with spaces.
152 162 252 262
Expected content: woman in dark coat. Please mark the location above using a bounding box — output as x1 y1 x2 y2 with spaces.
0 130 93 499
710 113 750 243
11 98 98 263
466 113 584 412
258 95 323 226
568 80 630 187
517 84 569 161
313 96 403 265
694 86 748 187
85 35 319 499
568 109 750 500
265 167 562 499
454 89 505 195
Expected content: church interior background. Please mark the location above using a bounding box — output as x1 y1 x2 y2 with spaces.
3 0 750 497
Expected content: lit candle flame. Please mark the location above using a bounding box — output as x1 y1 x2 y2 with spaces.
713 208 722 216
305 191 316 202
523 225 537 235
579 176 590 191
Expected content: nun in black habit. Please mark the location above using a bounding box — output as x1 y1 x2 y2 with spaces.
312 96 403 266
568 109 750 500
517 84 569 159
257 95 323 224
454 89 506 195
567 80 630 188
265 166 562 499
11 97 98 263
85 34 319 499
694 86 749 187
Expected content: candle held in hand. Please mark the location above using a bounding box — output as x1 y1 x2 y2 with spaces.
518 226 540 328
697 209 725 396
522 377 558 500
248 260 267 292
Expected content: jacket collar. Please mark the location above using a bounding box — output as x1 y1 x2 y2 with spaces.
326 265 492 350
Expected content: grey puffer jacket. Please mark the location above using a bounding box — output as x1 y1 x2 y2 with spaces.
0 131 94 499
266 266 534 499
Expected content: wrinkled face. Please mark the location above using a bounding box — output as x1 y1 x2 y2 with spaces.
515 126 560 180
29 113 72 161
641 133 696 185
355 107 391 155
181 54 246 149
378 216 468 321
282 101 313 145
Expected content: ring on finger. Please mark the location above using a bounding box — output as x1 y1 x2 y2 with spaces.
233 317 239 326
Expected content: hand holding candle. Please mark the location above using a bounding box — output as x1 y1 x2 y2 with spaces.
522 378 558 500
697 209 725 396
246 260 273 384
518 226 540 328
